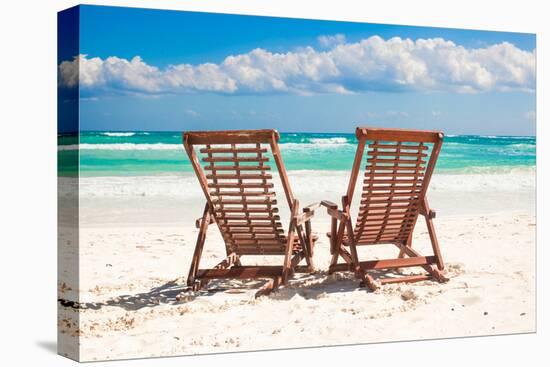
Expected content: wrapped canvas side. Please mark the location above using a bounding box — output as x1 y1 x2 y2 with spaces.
57 5 80 361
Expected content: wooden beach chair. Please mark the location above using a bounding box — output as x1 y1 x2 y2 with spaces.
326 127 448 290
183 129 320 297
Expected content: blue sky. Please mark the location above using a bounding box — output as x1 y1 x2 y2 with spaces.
61 5 536 135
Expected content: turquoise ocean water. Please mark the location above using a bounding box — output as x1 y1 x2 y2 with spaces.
58 132 536 177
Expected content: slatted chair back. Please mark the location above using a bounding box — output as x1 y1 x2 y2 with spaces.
347 128 443 245
183 130 295 256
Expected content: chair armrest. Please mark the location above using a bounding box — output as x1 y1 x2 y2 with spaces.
320 200 338 210
326 208 348 221
195 216 215 229
301 200 347 221
302 200 338 213
420 208 436 219
295 201 320 226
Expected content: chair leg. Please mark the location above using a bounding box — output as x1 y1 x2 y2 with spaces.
282 222 296 285
425 215 445 270
304 220 315 271
297 224 314 272
346 220 378 291
399 245 449 283
187 205 210 287
282 202 300 284
398 235 412 259
328 253 340 273
350 243 379 292
255 276 282 298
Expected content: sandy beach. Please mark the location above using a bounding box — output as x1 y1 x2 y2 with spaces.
57 169 536 361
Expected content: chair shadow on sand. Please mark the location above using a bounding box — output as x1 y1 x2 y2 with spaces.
58 269 415 311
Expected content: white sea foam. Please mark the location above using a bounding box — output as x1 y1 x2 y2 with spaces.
308 137 348 145
279 142 355 151
101 132 136 137
70 167 535 201
508 143 535 149
58 143 183 151
59 140 360 151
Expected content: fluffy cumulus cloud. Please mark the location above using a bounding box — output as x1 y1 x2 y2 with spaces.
318 33 346 48
59 36 535 96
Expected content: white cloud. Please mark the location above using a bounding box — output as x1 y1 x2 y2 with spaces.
59 36 536 96
432 110 442 117
387 110 409 118
318 34 346 48
365 110 410 119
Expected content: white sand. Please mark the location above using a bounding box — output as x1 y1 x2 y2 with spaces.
58 171 536 361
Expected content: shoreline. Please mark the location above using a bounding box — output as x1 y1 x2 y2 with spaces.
60 169 536 227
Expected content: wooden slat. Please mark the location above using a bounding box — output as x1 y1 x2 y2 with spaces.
205 165 271 171
230 239 283 245
357 127 442 143
234 242 285 250
206 173 272 179
363 182 422 193
368 151 428 157
208 183 274 189
356 236 409 243
235 250 286 255
196 265 282 279
234 242 286 249
210 191 276 197
369 143 429 151
358 230 410 237
360 256 436 269
357 227 411 234
232 247 285 254
224 220 281 225
200 147 268 154
355 232 410 239
233 244 285 250
226 231 285 238
366 173 425 178
356 223 414 231
221 223 283 229
218 207 279 213
369 208 418 214
213 198 277 205
357 212 417 220
364 179 424 185
367 157 427 165
217 214 280 221
185 129 278 145
202 156 269 163
230 237 283 246
361 198 418 208
356 225 415 234
360 191 421 198
355 218 415 226
379 275 431 284
365 167 424 173
228 230 282 236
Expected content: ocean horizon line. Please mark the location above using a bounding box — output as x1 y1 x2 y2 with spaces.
61 130 537 139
